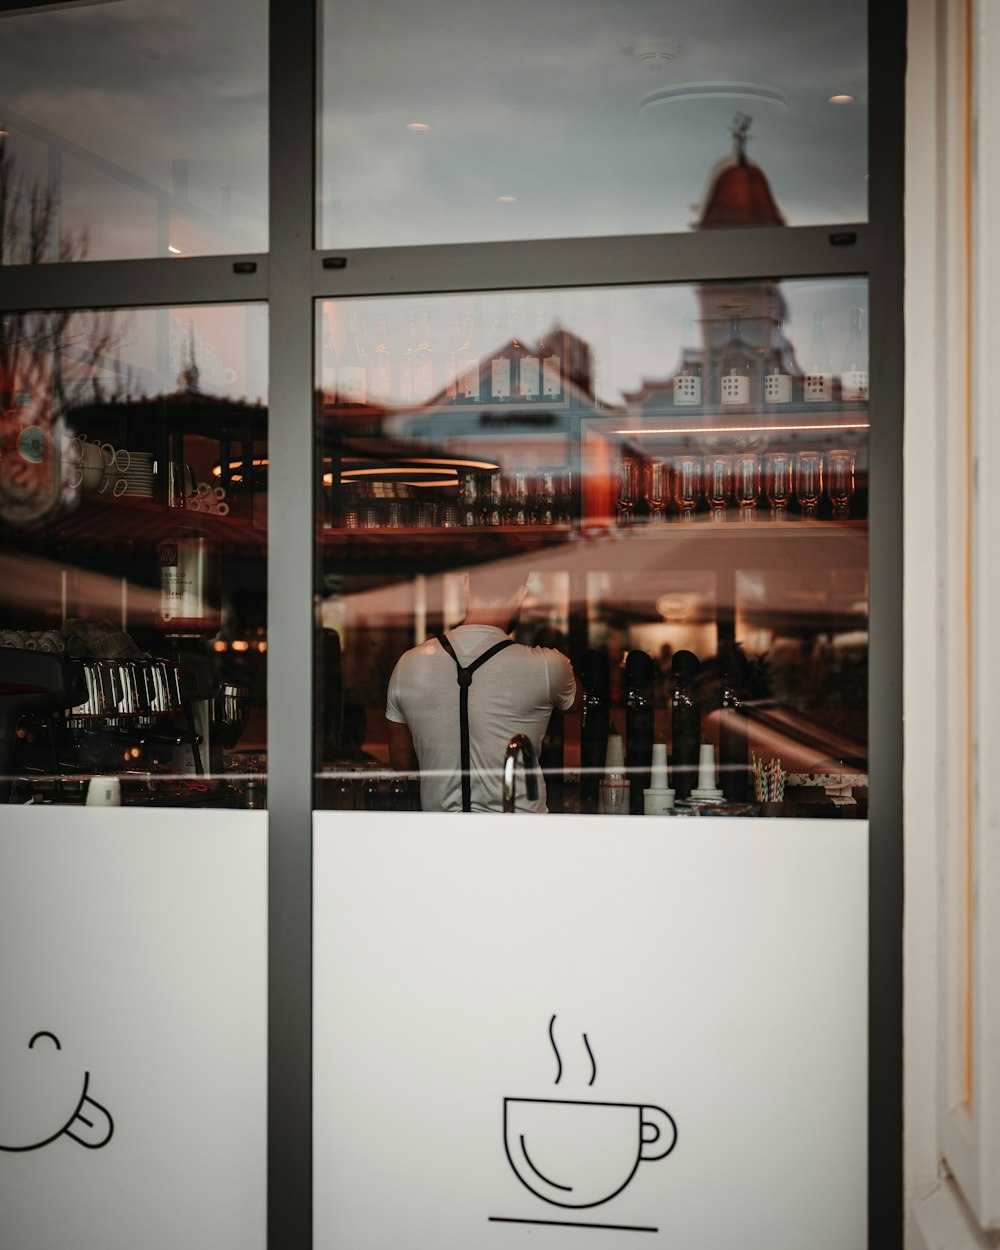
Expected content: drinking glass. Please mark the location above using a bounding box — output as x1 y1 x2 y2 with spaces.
644 458 670 524
733 454 762 522
704 454 733 522
503 470 530 526
826 449 856 519
458 470 479 527
533 470 556 526
616 456 640 527
794 451 823 518
764 451 793 520
673 455 702 523
479 471 502 526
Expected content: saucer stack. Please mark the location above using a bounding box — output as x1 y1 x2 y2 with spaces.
116 451 154 498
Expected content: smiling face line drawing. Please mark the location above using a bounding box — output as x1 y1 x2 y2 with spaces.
0 1030 114 1153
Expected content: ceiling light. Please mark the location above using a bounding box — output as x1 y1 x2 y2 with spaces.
168 245 182 255
828 94 855 104
405 122 430 131
496 195 517 203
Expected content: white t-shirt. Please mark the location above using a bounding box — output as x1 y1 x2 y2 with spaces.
385 624 577 813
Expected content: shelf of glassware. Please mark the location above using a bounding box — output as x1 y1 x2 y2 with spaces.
581 402 869 530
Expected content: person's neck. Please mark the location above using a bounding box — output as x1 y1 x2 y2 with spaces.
461 609 513 632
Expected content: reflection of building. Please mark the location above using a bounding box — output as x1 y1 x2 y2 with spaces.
627 118 797 413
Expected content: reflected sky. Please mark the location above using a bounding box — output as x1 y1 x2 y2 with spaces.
320 0 867 247
0 0 267 261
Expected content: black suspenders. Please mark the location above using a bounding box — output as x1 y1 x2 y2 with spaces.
437 634 515 813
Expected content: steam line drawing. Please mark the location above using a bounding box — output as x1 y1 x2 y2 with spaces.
549 1014 597 1086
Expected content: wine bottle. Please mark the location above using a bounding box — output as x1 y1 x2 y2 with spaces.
673 316 703 406
718 646 750 803
444 314 462 402
840 306 869 402
538 314 564 402
719 315 753 408
398 315 415 404
762 318 793 404
367 313 393 406
669 649 701 801
411 309 435 402
804 310 833 402
336 309 366 406
625 649 655 814
518 306 540 400
489 312 511 402
580 649 610 813
455 306 481 403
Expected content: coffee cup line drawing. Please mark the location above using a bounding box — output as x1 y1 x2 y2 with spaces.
503 1096 678 1210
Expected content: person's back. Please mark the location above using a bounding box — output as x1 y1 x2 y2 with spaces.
385 570 579 812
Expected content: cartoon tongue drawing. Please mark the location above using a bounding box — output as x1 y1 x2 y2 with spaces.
62 1081 114 1149
0 1030 114 1153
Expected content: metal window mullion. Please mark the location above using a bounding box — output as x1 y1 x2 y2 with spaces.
265 0 316 1248
0 255 268 314
310 223 871 301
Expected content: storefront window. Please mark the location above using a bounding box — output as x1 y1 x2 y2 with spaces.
0 0 267 262
315 277 869 815
319 0 867 249
0 303 268 806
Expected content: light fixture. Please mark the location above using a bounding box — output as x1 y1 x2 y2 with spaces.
168 245 183 255
612 421 871 437
496 195 517 203
828 94 855 104
405 122 431 131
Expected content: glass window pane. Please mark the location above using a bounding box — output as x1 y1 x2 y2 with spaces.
319 0 866 249
0 303 268 806
0 1 267 262
314 278 869 815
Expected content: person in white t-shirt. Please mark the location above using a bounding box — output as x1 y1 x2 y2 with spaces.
386 569 580 813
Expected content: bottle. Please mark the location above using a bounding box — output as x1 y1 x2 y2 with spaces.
669 650 701 801
719 665 749 803
518 308 541 400
398 315 416 404
643 743 676 814
624 650 655 814
673 316 703 406
598 726 630 815
580 650 610 813
156 534 222 637
718 315 753 408
840 306 869 403
320 315 338 407
539 316 564 402
455 306 481 403
488 312 512 401
367 314 393 406
762 319 793 404
804 310 833 402
444 315 463 402
411 309 435 402
336 309 366 406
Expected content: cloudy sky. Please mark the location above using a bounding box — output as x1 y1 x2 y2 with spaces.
0 0 866 261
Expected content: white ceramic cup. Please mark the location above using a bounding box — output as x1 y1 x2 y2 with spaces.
85 776 121 807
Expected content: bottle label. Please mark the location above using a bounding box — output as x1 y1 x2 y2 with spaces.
337 365 366 405
444 360 459 399
804 372 832 402
721 373 749 406
542 354 562 396
398 361 413 403
674 373 701 406
764 373 792 404
841 370 869 402
519 356 540 398
369 361 392 404
412 360 434 401
459 362 480 401
491 357 511 399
